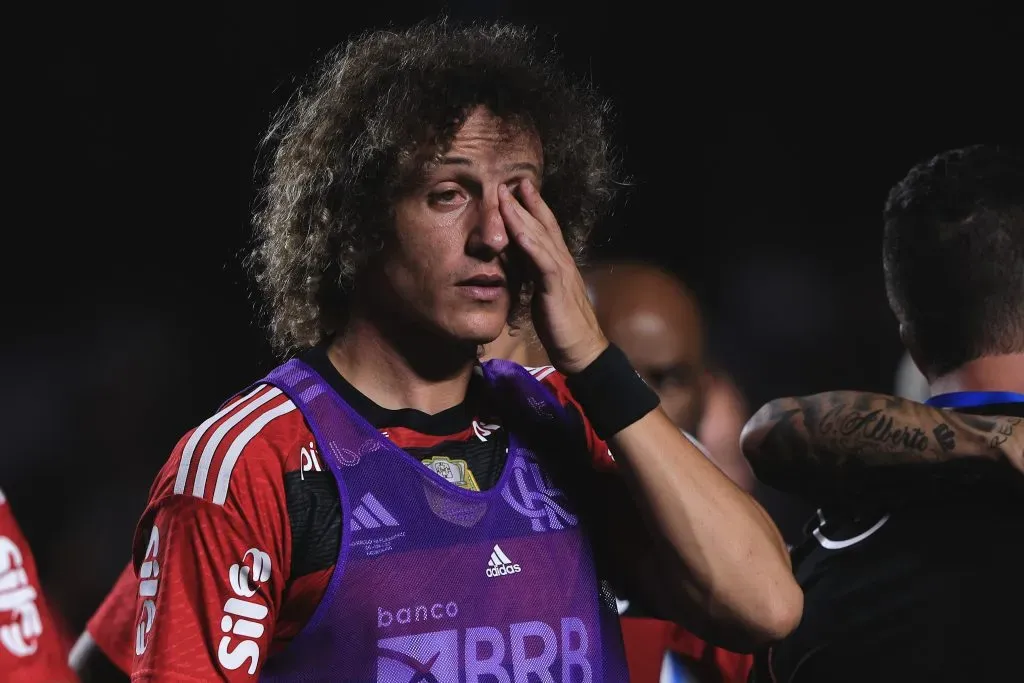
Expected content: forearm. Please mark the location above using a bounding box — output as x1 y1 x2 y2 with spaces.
563 344 800 646
742 391 1023 497
611 408 801 646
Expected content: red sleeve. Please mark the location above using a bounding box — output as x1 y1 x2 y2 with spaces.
666 625 754 683
532 366 617 472
128 385 301 682
85 563 137 674
0 488 77 683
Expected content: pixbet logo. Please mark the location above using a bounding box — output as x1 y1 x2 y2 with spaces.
217 548 272 675
299 441 323 480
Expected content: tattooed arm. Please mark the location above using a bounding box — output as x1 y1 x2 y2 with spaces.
740 391 1023 502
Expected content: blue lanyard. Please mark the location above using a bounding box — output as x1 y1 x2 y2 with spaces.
926 391 1024 408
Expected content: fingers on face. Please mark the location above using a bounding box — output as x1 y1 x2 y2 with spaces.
518 179 560 238
499 184 556 272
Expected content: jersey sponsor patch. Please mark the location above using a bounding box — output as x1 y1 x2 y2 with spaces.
217 548 272 675
421 455 480 491
135 525 160 656
375 617 592 683
0 536 42 657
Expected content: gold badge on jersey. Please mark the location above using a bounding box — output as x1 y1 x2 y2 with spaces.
421 455 480 491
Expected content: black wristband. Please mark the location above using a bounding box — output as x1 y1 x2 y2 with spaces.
564 343 661 440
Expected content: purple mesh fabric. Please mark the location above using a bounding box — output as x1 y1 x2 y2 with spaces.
257 358 629 682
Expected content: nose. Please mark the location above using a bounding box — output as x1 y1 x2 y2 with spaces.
467 188 510 258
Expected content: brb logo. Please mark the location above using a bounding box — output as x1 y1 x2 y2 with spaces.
501 454 578 532
0 536 41 657
217 548 272 675
376 617 593 683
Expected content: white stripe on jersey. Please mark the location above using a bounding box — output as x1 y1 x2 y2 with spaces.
192 387 284 498
211 400 297 505
174 385 268 495
525 365 556 382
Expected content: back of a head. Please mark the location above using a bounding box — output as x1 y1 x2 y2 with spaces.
883 145 1024 378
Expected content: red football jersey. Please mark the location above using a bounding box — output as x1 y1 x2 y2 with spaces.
85 563 137 675
0 487 78 683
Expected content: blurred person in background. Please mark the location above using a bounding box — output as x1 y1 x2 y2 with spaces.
75 19 799 682
700 367 813 553
696 371 754 490
742 144 1024 682
582 261 755 494
0 487 78 682
486 263 758 493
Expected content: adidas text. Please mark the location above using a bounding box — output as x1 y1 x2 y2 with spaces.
485 563 522 578
485 544 521 578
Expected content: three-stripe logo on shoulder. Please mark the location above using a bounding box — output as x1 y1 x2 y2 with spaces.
173 384 298 505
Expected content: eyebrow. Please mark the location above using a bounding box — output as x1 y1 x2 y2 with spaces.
440 156 541 176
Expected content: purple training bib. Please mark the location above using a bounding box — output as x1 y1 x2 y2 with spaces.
258 358 629 682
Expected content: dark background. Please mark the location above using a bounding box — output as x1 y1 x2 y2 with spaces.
4 0 1018 636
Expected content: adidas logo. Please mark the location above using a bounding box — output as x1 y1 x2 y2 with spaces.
485 544 521 578
350 492 399 531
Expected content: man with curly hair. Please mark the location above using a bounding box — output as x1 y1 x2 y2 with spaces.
72 19 802 682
